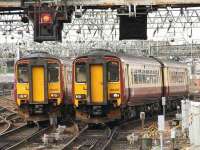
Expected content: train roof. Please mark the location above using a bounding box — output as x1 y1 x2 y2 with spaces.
75 49 188 68
17 52 74 66
77 49 160 65
120 54 187 68
151 56 187 68
77 49 118 58
119 55 161 66
161 60 187 68
19 51 58 60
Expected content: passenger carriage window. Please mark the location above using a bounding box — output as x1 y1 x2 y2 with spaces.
154 70 157 84
75 62 87 83
48 64 59 82
131 70 134 85
141 70 145 84
138 70 142 84
134 70 138 84
171 72 174 83
146 70 150 84
181 72 184 83
153 76 157 84
18 64 29 83
134 74 138 84
108 62 119 82
150 74 153 84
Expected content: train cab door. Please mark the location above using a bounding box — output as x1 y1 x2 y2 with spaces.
90 64 104 103
32 66 45 103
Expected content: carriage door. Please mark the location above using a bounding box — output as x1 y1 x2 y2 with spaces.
32 66 45 103
90 65 104 103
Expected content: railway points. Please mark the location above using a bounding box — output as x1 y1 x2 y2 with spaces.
62 125 118 150
0 123 42 150
0 97 25 134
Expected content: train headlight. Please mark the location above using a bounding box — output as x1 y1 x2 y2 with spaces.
50 93 60 98
110 93 120 98
75 94 86 99
18 94 28 99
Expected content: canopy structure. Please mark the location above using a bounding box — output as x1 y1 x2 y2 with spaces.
65 0 200 6
0 0 200 9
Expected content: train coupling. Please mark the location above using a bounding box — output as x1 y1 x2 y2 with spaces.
33 105 44 114
92 106 103 115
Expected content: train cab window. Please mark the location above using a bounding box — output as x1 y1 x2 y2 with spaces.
48 64 59 82
18 64 29 83
76 62 87 83
108 62 119 82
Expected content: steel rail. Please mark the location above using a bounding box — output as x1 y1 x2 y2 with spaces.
6 127 49 150
0 123 28 138
0 123 40 150
102 127 119 150
0 116 12 135
62 124 118 150
61 124 89 150
0 96 24 135
0 106 18 135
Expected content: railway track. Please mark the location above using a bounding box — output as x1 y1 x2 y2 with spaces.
0 96 17 112
0 96 13 101
110 111 178 150
11 122 87 150
61 109 177 150
0 106 22 135
7 126 50 150
0 123 44 150
0 114 13 135
62 124 118 150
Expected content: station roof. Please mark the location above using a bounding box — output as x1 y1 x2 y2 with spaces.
65 0 200 6
0 0 200 9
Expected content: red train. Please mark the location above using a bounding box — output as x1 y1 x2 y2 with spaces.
72 49 189 123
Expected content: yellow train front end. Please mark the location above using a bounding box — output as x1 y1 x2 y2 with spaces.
73 50 122 123
15 53 63 121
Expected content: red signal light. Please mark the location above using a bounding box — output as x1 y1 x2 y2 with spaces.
40 13 52 24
